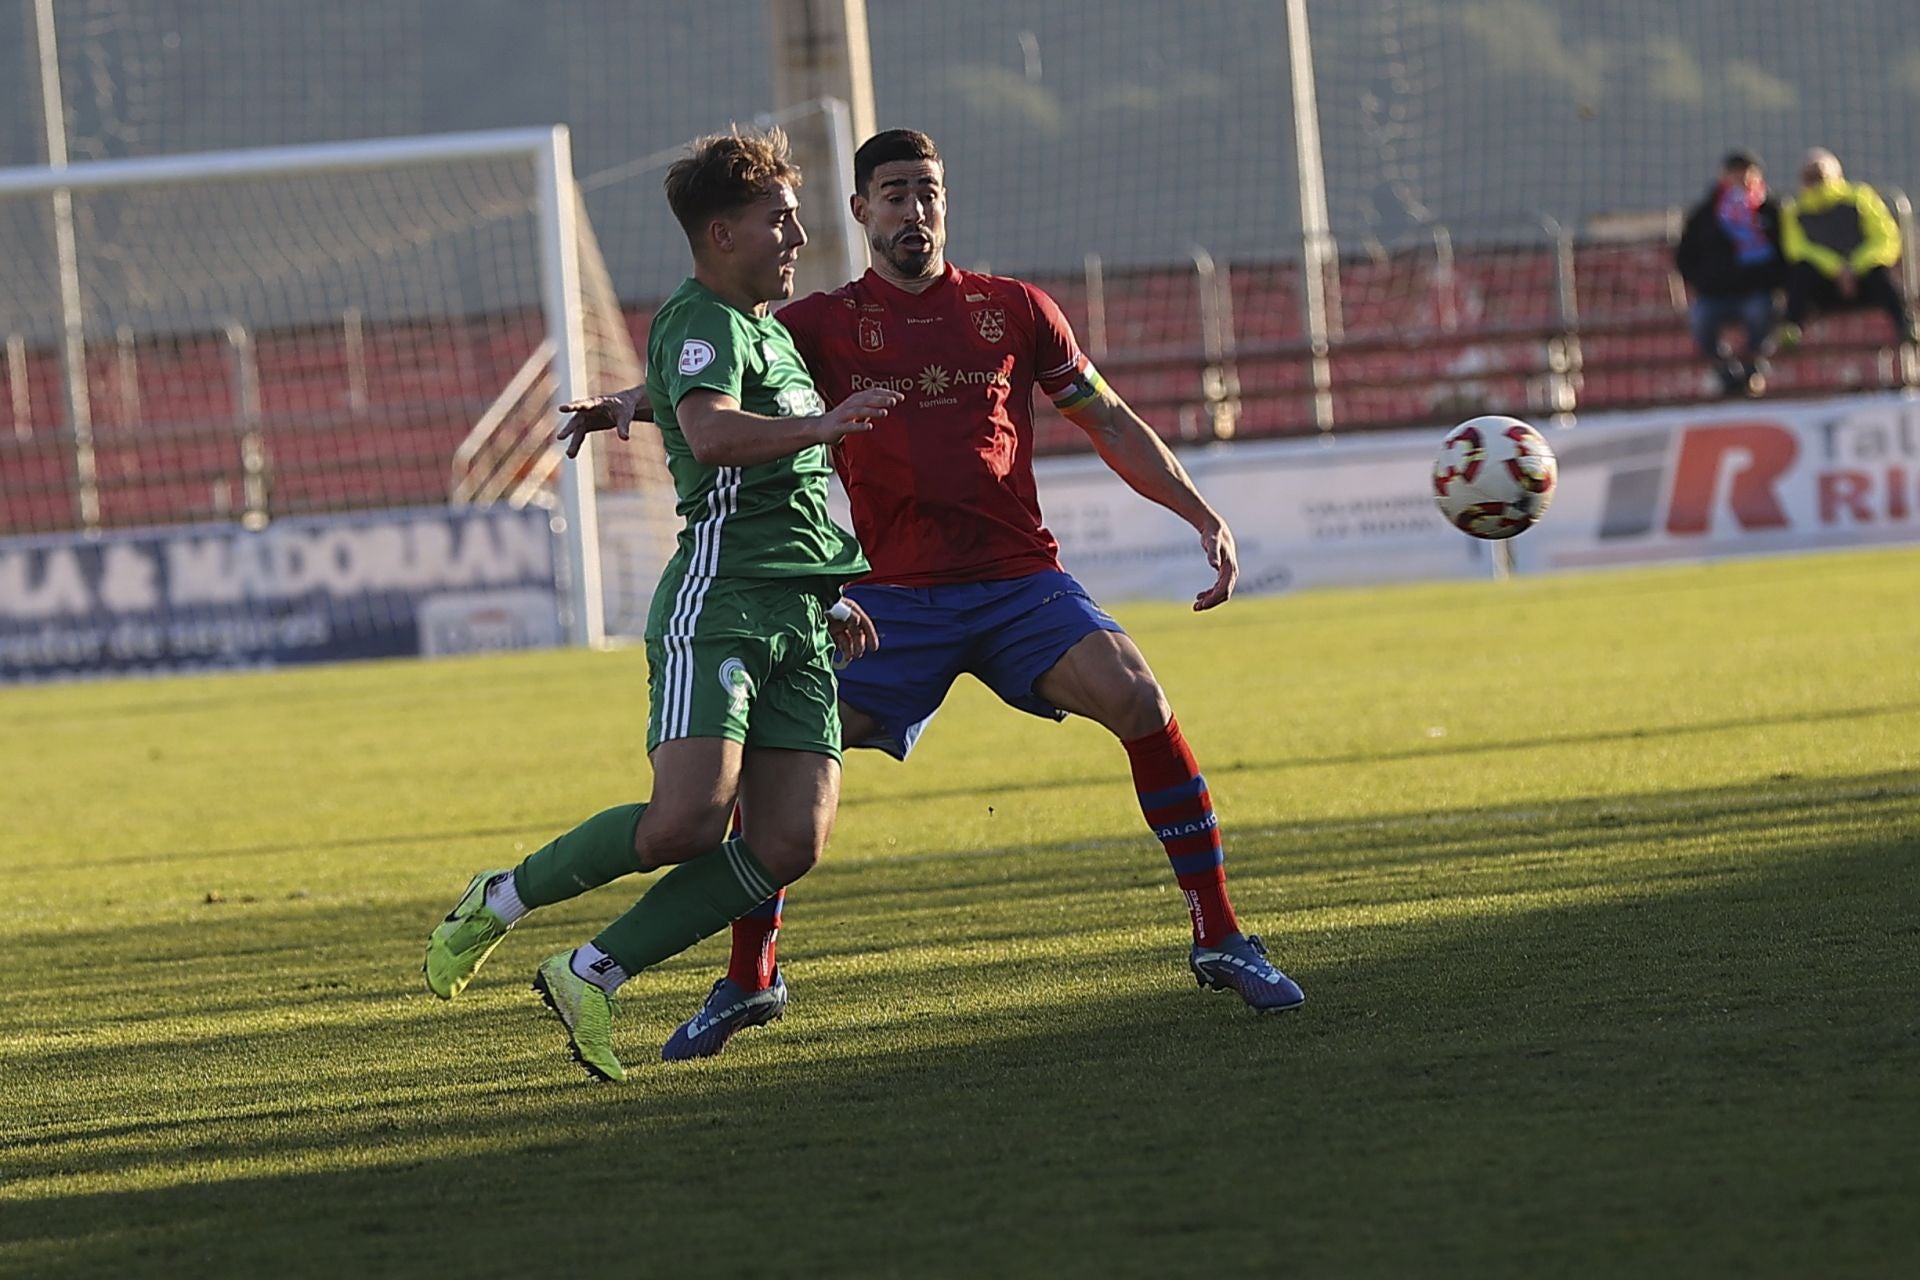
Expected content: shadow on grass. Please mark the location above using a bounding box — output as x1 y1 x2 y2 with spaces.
4 773 1918 1279
16 704 1919 879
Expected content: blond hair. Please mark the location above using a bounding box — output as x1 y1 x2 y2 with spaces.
664 125 803 244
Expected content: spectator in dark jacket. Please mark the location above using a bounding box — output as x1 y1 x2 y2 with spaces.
1676 149 1784 397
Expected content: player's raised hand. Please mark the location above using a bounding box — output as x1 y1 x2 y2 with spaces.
556 386 650 458
826 596 880 666
1194 518 1239 611
815 388 902 444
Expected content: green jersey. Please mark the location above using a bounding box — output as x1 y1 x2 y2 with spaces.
644 278 867 582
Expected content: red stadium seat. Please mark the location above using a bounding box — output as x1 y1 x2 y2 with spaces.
7 234 1912 530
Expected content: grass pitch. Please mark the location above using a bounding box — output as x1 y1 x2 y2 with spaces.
3 548 1918 1278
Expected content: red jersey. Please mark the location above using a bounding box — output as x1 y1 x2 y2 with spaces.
777 264 1105 587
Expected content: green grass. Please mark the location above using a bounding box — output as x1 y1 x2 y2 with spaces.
4 547 1918 1278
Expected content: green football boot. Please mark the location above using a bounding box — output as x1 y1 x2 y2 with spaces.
423 870 515 999
532 951 626 1083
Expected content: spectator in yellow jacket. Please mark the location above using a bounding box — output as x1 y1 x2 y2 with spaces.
1778 147 1915 349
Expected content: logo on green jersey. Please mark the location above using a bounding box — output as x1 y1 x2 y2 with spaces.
679 339 716 375
775 386 825 418
718 657 753 712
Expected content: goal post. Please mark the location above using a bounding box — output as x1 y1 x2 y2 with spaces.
532 127 605 647
0 127 677 666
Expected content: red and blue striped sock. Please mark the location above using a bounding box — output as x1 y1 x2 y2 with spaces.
727 890 783 991
724 808 782 991
1123 715 1240 947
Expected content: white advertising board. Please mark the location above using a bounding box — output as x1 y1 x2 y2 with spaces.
1025 393 1920 601
1513 393 1920 573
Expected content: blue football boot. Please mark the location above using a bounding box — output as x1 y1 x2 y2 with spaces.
1189 933 1305 1012
660 970 790 1061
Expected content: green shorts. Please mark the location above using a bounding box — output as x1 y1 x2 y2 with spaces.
644 575 842 759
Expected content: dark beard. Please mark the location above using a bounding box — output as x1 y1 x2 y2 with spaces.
872 229 939 278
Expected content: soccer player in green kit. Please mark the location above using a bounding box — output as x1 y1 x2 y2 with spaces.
422 126 901 1083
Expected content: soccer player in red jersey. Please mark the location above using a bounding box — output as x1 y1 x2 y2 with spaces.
563 129 1303 1058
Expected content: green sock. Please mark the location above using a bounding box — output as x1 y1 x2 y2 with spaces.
592 838 785 976
511 803 646 909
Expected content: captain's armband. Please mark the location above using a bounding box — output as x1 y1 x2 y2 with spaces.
1046 360 1112 425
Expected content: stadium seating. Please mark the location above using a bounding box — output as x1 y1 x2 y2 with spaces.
3 229 1914 530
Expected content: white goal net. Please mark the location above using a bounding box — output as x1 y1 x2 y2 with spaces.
0 129 679 672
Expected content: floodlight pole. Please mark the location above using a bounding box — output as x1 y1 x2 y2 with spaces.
31 0 98 528
768 0 875 299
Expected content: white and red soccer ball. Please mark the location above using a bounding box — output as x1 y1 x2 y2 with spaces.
1432 415 1558 540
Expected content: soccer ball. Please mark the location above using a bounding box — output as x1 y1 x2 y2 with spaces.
1432 415 1558 540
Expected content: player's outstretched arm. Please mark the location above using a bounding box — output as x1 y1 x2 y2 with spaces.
678 387 902 468
556 385 655 458
1070 391 1238 611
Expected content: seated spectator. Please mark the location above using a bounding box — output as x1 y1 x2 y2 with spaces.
1778 147 1916 351
1676 149 1784 397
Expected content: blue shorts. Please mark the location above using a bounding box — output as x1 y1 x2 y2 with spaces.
837 569 1125 759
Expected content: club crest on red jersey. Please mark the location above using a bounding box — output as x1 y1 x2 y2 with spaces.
859 317 885 351
971 307 1006 343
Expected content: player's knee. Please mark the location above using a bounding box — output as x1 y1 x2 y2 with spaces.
748 834 821 884
1106 673 1172 740
634 806 731 869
